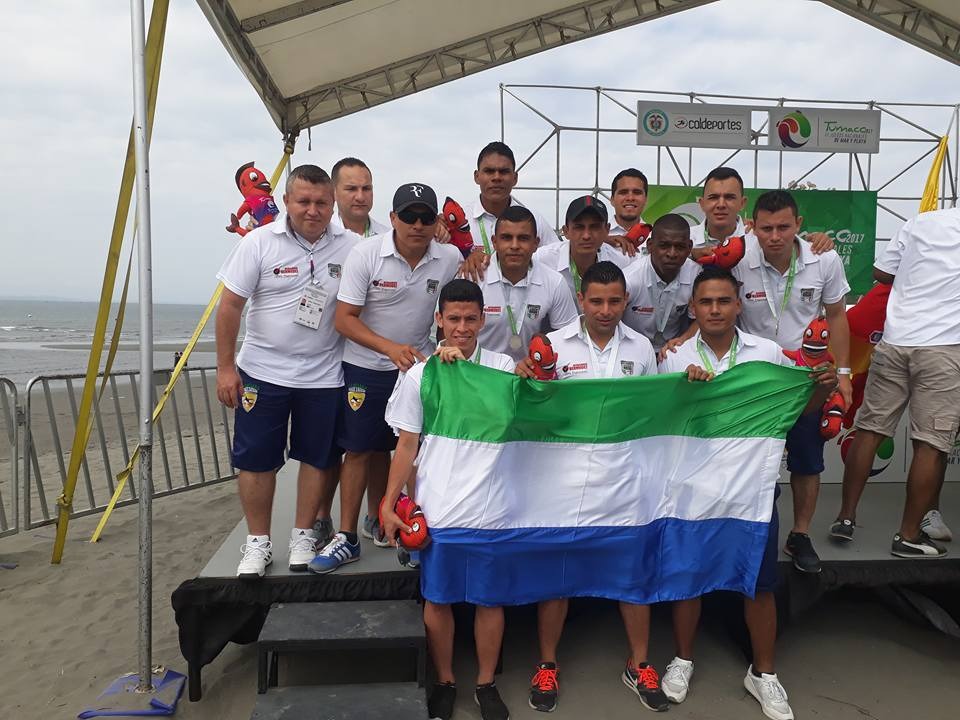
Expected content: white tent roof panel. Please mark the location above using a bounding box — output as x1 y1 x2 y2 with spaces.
198 0 960 134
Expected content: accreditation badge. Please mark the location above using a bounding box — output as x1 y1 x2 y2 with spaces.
620 360 635 376
241 383 259 412
347 384 366 411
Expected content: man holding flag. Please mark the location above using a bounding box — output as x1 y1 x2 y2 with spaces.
516 261 665 713
660 265 837 720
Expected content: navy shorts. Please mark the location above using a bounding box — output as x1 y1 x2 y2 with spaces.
232 368 342 472
785 410 826 475
338 362 400 453
754 485 781 595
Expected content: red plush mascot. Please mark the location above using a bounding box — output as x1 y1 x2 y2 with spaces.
441 197 475 258
226 162 280 237
380 493 430 551
624 222 654 249
783 317 847 440
528 333 558 381
696 235 746 270
843 283 891 427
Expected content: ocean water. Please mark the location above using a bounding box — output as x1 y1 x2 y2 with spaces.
0 299 218 388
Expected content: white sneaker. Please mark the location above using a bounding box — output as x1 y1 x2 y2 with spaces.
744 666 793 720
288 529 317 571
237 538 273 578
662 657 694 703
921 510 953 541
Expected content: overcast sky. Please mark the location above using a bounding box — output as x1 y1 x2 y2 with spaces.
3 0 960 304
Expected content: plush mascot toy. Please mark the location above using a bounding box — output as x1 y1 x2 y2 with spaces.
226 162 279 237
528 333 558 381
844 282 891 427
624 222 654 249
696 235 746 270
380 493 430 551
442 197 475 258
783 317 846 439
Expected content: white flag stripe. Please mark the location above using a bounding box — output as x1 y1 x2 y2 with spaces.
415 435 783 530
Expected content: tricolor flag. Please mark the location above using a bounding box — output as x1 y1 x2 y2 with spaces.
415 360 813 606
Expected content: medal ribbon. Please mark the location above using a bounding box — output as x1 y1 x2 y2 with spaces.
696 333 738 374
584 321 622 378
760 244 798 335
478 217 493 254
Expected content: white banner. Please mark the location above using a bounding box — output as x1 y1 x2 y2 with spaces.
636 101 754 149
768 107 881 153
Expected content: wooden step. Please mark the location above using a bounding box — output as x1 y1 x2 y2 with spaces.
250 683 426 719
258 600 426 693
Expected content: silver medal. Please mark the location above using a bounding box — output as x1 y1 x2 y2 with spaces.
509 334 523 352
653 331 665 348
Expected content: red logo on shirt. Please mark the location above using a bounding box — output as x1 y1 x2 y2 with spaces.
562 362 589 372
745 290 767 301
631 305 654 314
484 306 502 314
273 266 299 277
371 279 399 289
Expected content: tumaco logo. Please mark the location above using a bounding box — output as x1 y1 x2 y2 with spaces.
777 111 812 148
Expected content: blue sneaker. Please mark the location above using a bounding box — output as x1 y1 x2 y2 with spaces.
308 532 361 574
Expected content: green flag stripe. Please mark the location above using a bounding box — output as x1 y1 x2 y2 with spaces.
420 359 814 444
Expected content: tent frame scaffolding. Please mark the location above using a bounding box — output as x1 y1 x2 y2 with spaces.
497 83 960 237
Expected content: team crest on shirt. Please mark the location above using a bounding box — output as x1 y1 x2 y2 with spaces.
426 279 439 295
526 305 541 320
800 287 816 302
327 263 342 279
241 383 259 412
620 360 635 376
347 384 366 411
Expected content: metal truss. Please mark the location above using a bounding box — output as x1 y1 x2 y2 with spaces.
819 0 960 66
498 84 959 234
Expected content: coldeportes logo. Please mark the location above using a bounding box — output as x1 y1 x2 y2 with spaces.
643 109 668 137
839 430 894 476
777 111 812 149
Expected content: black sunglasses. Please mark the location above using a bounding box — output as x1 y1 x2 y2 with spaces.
397 207 438 226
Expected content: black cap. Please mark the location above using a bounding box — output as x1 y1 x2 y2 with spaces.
393 183 439 214
565 195 608 225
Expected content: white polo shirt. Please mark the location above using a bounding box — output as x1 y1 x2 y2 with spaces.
659 329 791 376
385 348 515 434
876 207 960 347
466 195 559 253
548 319 657 379
609 217 646 236
534 240 633 304
732 235 849 348
622 256 700 349
477 256 580 362
691 217 747 248
337 231 463 371
216 214 361 388
329 211 390 238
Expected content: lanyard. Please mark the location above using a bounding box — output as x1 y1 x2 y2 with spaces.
364 218 372 237
696 334 738 374
294 232 325 285
470 344 482 364
478 217 493 254
502 278 529 338
569 254 583 294
584 322 622 378
760 245 798 333
652 275 678 335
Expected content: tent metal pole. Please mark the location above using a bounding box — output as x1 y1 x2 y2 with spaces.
129 0 155 692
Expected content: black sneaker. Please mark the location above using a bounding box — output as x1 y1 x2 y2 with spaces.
784 531 822 573
621 662 669 712
529 662 558 712
829 518 855 542
891 532 947 558
427 682 456 720
475 682 510 720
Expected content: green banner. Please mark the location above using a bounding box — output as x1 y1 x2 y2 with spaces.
642 185 878 295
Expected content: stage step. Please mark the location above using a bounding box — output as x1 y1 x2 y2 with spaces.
250 683 427 719
257 600 426 693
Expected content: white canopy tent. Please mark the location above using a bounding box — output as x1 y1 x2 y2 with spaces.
197 0 960 134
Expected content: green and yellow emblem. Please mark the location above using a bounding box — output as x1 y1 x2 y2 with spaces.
347 384 366 412
241 383 259 412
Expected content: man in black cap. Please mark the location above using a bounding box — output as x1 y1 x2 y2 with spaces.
311 183 462 573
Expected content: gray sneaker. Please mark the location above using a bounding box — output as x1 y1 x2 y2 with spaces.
362 514 392 548
830 518 855 542
312 517 335 546
891 532 946 558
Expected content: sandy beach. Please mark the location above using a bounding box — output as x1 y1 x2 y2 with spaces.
1 478 959 720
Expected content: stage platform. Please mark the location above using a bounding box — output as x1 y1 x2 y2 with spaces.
173 470 960 701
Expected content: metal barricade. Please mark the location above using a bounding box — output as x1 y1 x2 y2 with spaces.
0 378 19 537
23 366 235 529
